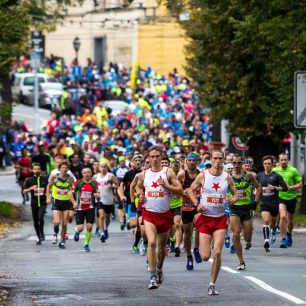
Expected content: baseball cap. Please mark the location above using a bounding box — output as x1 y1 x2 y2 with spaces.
118 156 125 163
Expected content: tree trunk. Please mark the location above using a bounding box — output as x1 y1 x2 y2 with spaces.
0 74 13 129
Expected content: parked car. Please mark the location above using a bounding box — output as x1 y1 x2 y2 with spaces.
27 82 64 109
11 73 48 104
103 100 129 116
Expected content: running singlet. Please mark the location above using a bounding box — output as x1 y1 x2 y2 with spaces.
52 176 71 201
143 167 171 213
182 169 200 212
94 172 114 205
273 165 302 201
229 172 252 206
72 179 98 211
200 169 228 217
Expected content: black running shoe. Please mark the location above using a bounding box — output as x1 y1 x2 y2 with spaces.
174 247 181 257
244 242 252 250
100 234 106 243
59 241 66 249
148 276 159 290
264 241 270 252
40 233 45 241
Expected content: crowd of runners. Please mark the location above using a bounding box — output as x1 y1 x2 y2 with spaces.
4 61 303 295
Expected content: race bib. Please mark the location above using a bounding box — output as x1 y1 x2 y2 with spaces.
34 188 44 196
237 189 247 199
57 189 68 196
181 202 195 212
262 187 274 196
80 191 92 205
207 195 224 205
147 191 164 198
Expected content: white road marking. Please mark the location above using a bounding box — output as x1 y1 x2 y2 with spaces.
244 276 306 305
221 266 240 274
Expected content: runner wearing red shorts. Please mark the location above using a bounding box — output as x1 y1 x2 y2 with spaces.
136 145 183 290
187 149 238 296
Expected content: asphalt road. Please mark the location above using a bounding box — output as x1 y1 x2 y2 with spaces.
0 174 306 306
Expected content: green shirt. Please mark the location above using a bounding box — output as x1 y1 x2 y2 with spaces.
273 166 302 200
170 195 183 209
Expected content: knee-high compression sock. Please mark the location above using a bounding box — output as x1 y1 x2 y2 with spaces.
133 228 141 247
54 225 59 235
263 225 270 241
84 231 92 246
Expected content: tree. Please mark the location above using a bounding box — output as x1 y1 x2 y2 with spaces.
168 0 306 157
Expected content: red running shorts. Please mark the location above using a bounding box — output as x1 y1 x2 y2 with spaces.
194 214 227 236
142 209 173 234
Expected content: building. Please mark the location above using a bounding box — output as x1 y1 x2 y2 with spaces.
45 0 187 75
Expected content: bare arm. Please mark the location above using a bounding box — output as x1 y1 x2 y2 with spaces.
177 170 185 186
186 172 204 206
117 181 126 202
46 176 55 204
135 172 145 196
161 168 183 196
227 175 239 205
248 172 261 203
130 174 139 203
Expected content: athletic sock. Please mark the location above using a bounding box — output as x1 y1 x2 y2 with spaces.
84 231 92 245
133 229 141 247
75 227 79 233
263 225 270 240
54 225 59 235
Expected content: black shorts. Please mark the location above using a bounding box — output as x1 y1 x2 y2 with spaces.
76 208 95 225
171 207 181 217
52 199 72 211
279 198 297 214
260 204 279 218
97 202 114 215
182 209 196 224
230 205 252 222
137 210 142 218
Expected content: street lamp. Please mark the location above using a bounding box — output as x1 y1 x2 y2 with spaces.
73 36 81 116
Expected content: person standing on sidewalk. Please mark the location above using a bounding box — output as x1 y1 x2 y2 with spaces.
23 163 49 245
273 153 302 248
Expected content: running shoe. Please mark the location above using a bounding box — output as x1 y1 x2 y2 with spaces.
224 235 230 248
126 222 131 230
244 242 252 250
104 229 109 240
139 240 147 256
100 234 106 243
40 232 45 241
193 248 202 263
208 285 219 296
186 257 194 271
270 230 276 245
95 229 100 237
280 239 287 248
74 231 80 242
52 235 58 244
264 241 270 252
148 276 159 290
230 245 236 254
36 238 41 245
120 222 125 230
83 244 91 252
237 261 245 270
157 269 164 285
174 246 181 257
132 246 140 254
59 241 65 249
286 233 293 247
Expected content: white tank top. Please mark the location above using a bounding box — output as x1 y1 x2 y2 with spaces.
94 172 114 205
200 169 229 217
143 167 171 213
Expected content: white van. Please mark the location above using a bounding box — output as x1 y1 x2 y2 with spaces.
11 73 48 104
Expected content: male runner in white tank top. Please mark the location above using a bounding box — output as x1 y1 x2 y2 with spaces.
187 149 238 296
136 145 183 290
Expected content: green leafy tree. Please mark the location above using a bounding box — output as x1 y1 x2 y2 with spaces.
169 0 306 155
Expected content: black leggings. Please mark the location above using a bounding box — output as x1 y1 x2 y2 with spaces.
31 204 47 239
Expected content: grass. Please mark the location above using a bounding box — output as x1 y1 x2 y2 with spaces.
0 201 19 219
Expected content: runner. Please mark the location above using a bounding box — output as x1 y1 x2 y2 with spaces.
70 167 100 252
256 155 288 252
169 159 183 257
187 149 238 295
17 149 32 205
94 162 118 243
273 153 302 248
229 155 259 270
179 152 201 270
47 161 74 249
23 163 48 245
135 145 183 290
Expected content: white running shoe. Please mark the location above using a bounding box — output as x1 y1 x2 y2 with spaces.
52 235 58 244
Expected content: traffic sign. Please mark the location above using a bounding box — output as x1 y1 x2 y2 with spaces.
31 31 44 54
294 71 306 128
232 136 249 151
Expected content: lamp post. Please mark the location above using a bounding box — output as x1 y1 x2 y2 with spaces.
73 36 81 116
